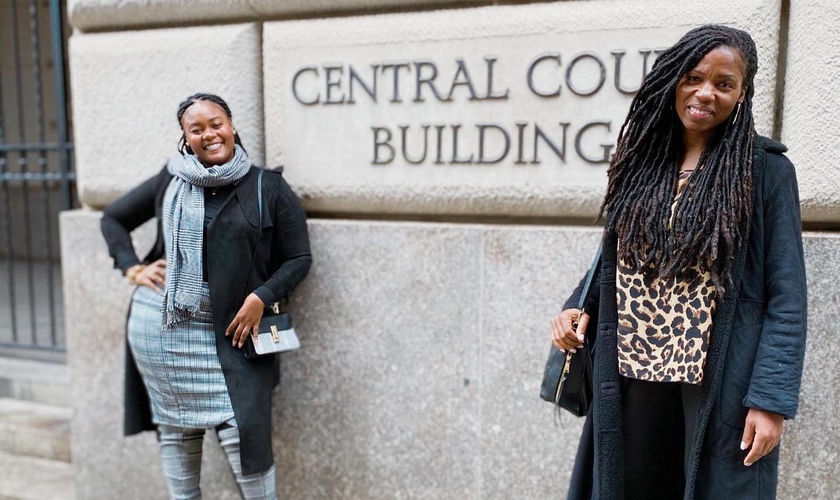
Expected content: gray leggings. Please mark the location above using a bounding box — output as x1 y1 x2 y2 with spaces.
157 419 277 500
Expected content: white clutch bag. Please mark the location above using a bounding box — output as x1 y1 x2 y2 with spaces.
243 303 300 359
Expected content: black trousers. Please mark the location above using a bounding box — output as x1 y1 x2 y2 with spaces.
621 376 702 500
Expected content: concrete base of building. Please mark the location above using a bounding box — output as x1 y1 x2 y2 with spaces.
59 210 839 499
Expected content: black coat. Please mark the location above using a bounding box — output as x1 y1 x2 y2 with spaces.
101 166 312 475
565 136 808 500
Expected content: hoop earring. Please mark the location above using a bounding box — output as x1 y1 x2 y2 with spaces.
732 102 742 124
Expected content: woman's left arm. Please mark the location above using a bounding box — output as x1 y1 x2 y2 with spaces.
742 158 808 465
251 175 313 305
226 174 313 347
747 160 808 418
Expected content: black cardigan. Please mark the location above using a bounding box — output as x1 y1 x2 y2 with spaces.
101 165 312 475
565 137 808 500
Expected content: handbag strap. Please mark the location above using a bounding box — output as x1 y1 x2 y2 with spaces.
572 241 603 355
257 166 263 228
244 169 265 298
576 242 603 313
243 169 289 308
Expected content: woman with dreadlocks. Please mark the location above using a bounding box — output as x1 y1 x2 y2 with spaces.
101 93 312 499
551 25 807 500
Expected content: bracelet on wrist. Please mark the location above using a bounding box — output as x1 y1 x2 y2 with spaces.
125 264 145 285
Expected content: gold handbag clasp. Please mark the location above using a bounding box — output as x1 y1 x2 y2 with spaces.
270 325 280 343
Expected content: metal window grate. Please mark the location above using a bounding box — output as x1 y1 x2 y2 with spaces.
0 0 76 359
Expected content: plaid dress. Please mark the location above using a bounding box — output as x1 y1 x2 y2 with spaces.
127 282 235 428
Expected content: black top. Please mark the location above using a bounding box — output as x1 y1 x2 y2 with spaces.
205 183 235 224
203 183 235 280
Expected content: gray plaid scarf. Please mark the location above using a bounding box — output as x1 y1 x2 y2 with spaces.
161 144 251 327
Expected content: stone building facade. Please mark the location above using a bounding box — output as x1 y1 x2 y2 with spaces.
61 0 840 498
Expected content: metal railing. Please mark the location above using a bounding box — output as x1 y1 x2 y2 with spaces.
0 0 75 357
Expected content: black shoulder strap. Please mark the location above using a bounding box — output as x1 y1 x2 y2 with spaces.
577 243 603 313
244 169 265 297
243 169 289 307
257 168 263 228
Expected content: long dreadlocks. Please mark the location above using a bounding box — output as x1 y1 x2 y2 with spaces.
602 25 758 296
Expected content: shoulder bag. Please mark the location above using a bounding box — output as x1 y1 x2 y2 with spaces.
539 244 602 416
242 168 301 360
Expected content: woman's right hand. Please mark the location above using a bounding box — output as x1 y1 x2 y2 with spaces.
134 259 166 293
551 308 589 353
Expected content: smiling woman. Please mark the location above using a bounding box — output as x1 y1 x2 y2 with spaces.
100 93 313 500
177 96 241 165
675 46 746 151
550 25 807 500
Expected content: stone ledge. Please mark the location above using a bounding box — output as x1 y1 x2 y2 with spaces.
0 451 75 500
0 358 71 407
0 398 72 463
67 0 495 33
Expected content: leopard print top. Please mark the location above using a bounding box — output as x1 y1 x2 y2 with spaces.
616 170 717 385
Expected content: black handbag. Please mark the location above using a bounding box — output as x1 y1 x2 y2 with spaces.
540 244 602 416
242 168 300 360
